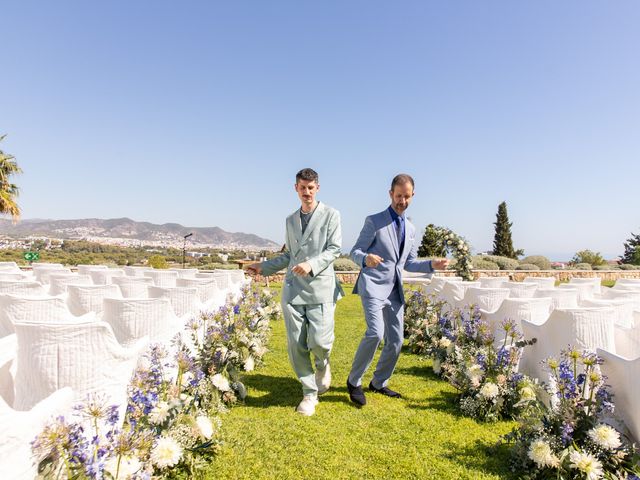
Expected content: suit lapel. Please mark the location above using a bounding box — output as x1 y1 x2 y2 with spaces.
300 202 326 244
289 212 303 256
385 209 400 260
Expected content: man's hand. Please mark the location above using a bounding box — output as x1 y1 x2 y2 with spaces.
246 263 262 275
431 258 450 270
291 262 312 277
365 254 384 268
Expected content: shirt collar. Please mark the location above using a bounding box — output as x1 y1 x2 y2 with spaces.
387 205 405 222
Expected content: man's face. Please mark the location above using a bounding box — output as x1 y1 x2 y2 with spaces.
295 179 319 207
389 182 414 215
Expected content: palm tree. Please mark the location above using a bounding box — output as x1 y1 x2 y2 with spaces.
0 135 23 223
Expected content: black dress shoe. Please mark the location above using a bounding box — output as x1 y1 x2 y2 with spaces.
369 381 402 398
347 380 366 406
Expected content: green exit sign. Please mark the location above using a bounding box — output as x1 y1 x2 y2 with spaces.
24 251 40 262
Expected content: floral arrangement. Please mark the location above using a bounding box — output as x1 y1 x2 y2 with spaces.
32 285 281 479
404 288 446 356
504 347 640 479
441 307 538 422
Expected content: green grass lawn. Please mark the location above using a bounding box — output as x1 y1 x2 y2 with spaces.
203 286 516 480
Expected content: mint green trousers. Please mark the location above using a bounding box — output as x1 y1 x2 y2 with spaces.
282 302 335 396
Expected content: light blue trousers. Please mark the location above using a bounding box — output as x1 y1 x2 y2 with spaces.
348 292 404 389
282 302 335 396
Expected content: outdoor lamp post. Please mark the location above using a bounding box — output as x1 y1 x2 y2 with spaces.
182 233 193 269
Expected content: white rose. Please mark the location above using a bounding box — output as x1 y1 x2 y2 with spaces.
519 386 536 401
211 373 231 392
196 415 214 440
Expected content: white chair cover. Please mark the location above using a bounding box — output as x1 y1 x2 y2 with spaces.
0 294 76 337
13 316 146 411
422 277 463 296
557 283 595 302
90 269 126 285
502 281 538 298
0 261 19 269
482 297 553 346
0 272 29 281
534 288 579 309
522 276 556 288
34 267 72 284
170 268 198 279
601 288 640 310
462 287 510 314
615 278 640 288
580 298 637 329
144 270 178 287
612 312 640 360
148 286 201 318
48 273 93 295
478 277 509 288
102 297 183 347
597 349 640 442
123 266 151 277
76 264 108 275
519 307 617 382
0 387 73 480
0 280 46 297
176 277 225 304
0 334 17 405
112 276 154 298
66 284 122 316
569 277 602 295
439 281 481 312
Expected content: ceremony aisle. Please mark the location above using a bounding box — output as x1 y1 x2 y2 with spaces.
205 286 514 479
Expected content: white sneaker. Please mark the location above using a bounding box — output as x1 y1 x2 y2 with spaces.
296 394 319 416
315 362 331 395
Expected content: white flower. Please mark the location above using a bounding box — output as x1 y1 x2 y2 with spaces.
587 424 622 450
438 337 452 349
148 401 171 425
181 371 193 388
150 436 183 468
528 439 559 468
196 415 214 440
211 373 231 392
432 358 441 374
519 386 536 401
104 455 142 479
479 382 500 400
569 450 604 479
466 364 484 382
244 356 255 372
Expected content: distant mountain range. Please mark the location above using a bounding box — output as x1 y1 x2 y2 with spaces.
0 218 279 250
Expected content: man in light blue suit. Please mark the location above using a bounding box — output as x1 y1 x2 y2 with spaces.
347 174 449 406
247 168 343 416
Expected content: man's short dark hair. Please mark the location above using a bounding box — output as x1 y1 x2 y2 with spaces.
296 168 319 184
391 173 414 191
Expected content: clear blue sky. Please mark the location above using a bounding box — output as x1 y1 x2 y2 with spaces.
2 1 639 260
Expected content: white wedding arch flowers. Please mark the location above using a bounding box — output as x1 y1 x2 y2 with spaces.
428 226 473 280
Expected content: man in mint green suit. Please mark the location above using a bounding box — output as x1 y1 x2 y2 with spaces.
247 168 343 416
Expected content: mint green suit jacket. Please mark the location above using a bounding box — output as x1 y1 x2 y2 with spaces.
260 202 343 305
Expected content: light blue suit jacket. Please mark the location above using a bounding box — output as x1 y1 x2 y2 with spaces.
351 208 433 302
261 202 343 305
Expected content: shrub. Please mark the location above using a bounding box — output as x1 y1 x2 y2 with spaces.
148 255 168 269
571 249 606 267
515 263 540 271
483 255 519 270
520 255 551 270
594 264 617 270
470 257 499 270
334 258 360 271
619 264 640 270
573 263 592 270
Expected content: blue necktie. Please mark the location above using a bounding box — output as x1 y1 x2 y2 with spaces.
395 216 404 254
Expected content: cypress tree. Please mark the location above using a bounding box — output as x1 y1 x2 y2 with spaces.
621 230 640 265
418 224 447 258
492 201 516 259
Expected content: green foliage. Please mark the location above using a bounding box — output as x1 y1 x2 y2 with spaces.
482 255 519 270
594 264 617 270
0 134 23 221
572 263 593 270
571 249 606 267
148 254 169 269
621 230 640 265
333 257 359 271
520 255 551 270
471 256 500 270
492 202 517 259
619 264 640 270
418 224 447 258
515 264 540 271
